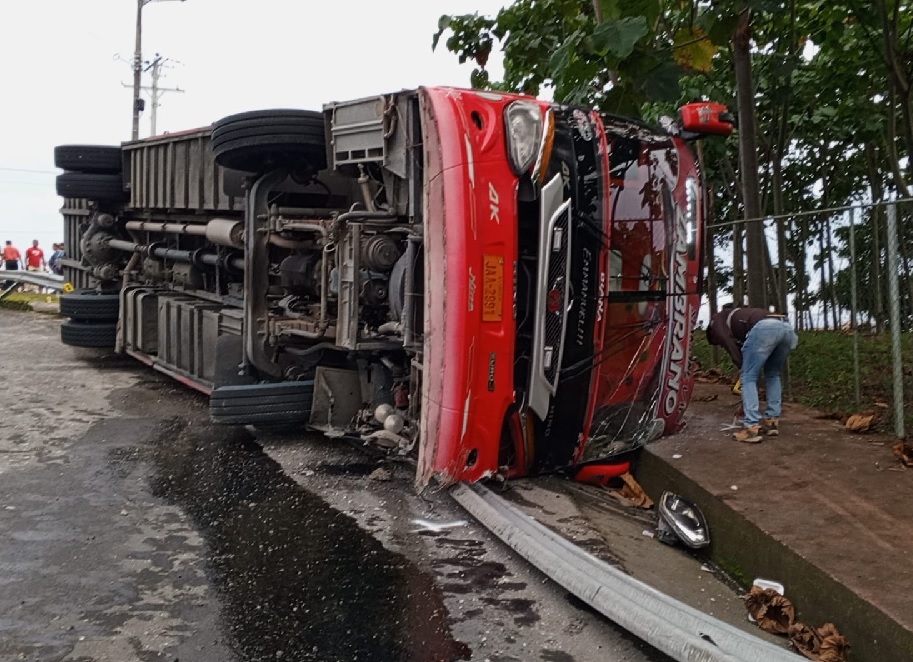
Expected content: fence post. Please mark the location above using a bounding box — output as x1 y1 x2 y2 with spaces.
848 207 861 407
885 203 906 439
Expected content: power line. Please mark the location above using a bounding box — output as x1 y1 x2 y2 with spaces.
0 180 55 187
0 167 56 175
708 196 913 229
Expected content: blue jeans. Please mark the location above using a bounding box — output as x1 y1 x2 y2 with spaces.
741 319 799 427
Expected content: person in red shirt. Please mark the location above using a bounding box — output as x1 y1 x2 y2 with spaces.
25 240 45 272
2 240 22 288
2 240 21 270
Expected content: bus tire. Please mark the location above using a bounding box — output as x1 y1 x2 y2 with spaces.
211 110 327 174
210 380 315 425
60 320 117 348
53 145 123 174
59 289 120 321
55 173 127 202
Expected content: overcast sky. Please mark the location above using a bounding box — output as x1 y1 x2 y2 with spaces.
0 0 506 257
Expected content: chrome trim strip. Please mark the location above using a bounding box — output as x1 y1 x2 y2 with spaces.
528 173 571 420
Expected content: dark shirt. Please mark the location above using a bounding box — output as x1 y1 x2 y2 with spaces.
706 307 782 368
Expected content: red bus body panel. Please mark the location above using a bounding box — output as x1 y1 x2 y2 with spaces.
417 87 707 487
418 88 537 486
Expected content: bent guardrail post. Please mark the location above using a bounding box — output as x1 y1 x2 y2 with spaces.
450 482 798 662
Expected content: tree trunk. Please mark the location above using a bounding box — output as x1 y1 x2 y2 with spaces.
797 216 810 330
825 216 839 329
771 159 788 313
732 7 767 308
763 238 780 306
866 144 886 333
733 223 745 305
818 230 828 329
873 0 913 190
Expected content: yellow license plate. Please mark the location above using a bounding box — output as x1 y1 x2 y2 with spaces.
482 255 504 322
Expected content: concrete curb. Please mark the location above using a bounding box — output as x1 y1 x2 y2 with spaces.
637 447 913 662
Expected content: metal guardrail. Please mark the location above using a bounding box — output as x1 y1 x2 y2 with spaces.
450 482 798 662
1 271 67 300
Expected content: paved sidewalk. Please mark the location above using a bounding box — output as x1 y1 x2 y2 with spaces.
638 381 913 662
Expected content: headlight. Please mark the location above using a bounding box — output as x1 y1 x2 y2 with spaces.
504 101 543 175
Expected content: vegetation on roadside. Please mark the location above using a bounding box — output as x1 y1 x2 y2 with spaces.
0 292 60 312
691 329 913 433
436 1 913 330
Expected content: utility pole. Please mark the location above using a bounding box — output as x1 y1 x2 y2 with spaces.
130 0 186 141
141 55 184 136
131 0 143 141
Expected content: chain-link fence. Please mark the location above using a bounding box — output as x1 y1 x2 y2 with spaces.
703 198 913 439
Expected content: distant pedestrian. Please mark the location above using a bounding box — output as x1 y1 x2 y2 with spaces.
3 240 21 271
23 240 47 293
706 304 799 443
25 240 46 272
48 243 65 276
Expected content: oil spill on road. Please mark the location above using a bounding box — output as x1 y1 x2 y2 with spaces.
148 421 470 662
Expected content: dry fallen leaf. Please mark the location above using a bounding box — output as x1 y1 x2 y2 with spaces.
788 622 849 662
789 623 819 660
742 586 796 634
608 472 654 509
845 413 875 433
695 394 719 402
873 401 889 409
816 623 850 662
892 441 913 467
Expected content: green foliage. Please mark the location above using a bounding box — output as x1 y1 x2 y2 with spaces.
433 0 721 114
591 16 649 58
433 13 496 65
832 215 913 328
434 1 913 330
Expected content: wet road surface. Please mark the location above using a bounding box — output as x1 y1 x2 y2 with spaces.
0 309 672 661
149 422 469 661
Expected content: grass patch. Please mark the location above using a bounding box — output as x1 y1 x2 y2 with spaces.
0 291 60 311
714 557 749 589
691 330 913 432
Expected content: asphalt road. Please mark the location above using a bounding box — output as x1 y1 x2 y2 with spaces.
0 308 673 662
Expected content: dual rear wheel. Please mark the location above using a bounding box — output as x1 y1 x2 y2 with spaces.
54 145 127 203
59 289 119 349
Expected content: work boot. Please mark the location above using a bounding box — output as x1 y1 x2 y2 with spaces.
733 425 762 443
760 418 780 436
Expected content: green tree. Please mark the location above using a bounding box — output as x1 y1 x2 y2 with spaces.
434 0 913 332
433 0 722 116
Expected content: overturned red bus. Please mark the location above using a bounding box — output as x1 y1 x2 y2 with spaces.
54 87 731 488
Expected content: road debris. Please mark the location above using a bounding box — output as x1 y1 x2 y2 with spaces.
892 441 913 467
742 585 850 661
607 473 653 509
844 413 875 433
788 622 850 662
409 518 468 533
655 492 709 549
743 585 794 634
